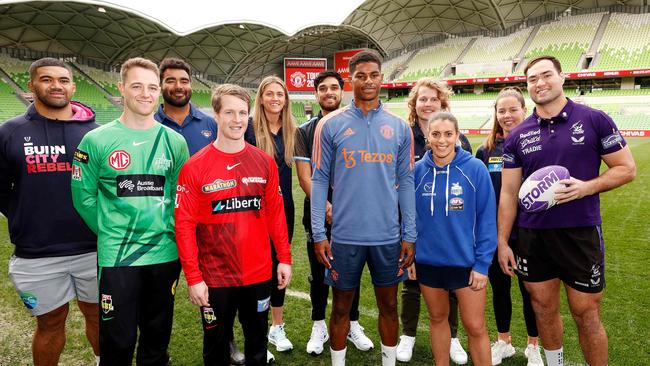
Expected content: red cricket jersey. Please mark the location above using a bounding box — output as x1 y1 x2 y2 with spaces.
175 143 291 288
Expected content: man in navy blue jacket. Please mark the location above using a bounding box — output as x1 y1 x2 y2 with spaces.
0 58 100 366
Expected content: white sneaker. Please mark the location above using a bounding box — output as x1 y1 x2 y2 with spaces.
229 340 245 365
450 338 468 365
396 335 416 362
525 344 544 366
347 321 374 351
491 340 516 365
268 323 294 352
267 350 275 364
306 321 329 355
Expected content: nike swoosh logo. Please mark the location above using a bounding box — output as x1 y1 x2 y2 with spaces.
132 141 148 146
226 163 241 170
101 316 114 321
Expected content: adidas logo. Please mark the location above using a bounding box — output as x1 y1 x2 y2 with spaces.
344 127 355 136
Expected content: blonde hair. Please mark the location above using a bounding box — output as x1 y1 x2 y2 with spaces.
120 57 159 83
484 86 526 152
407 77 452 126
252 76 296 166
212 84 250 113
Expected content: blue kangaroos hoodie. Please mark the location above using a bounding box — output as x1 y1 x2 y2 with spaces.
414 147 496 275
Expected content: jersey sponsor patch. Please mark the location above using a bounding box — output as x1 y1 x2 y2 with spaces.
241 176 266 185
73 149 89 164
202 179 236 193
108 150 131 170
601 132 623 150
211 196 262 214
116 174 165 197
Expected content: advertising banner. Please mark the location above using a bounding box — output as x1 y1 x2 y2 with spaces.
334 49 364 91
284 58 327 92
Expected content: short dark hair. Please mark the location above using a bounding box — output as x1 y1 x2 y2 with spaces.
524 55 562 76
314 70 344 90
159 58 192 82
349 50 382 75
28 58 72 81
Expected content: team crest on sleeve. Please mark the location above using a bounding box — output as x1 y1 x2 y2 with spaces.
380 124 394 140
72 165 82 181
108 150 131 170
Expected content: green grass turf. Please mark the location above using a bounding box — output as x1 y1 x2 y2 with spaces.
1 137 649 365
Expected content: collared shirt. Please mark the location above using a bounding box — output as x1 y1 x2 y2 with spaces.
503 98 626 229
155 103 217 155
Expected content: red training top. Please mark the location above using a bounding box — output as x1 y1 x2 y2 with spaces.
175 143 291 288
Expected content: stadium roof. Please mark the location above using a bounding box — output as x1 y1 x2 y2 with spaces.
0 0 647 85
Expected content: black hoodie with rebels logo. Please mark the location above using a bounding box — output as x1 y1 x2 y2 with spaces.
0 102 99 258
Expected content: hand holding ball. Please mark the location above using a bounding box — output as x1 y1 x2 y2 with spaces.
518 165 571 212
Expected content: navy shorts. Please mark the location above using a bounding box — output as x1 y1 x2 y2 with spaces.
415 263 471 290
325 242 406 291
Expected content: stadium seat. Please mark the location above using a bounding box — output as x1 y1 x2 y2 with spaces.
398 37 472 81
593 13 650 70
525 13 604 72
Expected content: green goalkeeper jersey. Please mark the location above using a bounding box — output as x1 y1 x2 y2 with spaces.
71 119 189 267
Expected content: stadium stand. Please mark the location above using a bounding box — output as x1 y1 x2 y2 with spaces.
524 13 604 72
456 28 532 77
382 51 414 81
0 54 32 91
74 63 121 96
593 12 650 70
0 76 26 121
399 37 472 81
71 75 121 124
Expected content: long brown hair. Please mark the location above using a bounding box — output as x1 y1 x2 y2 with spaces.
252 76 296 166
484 86 526 152
407 77 451 127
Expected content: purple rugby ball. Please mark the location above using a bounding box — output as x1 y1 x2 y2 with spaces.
518 165 571 213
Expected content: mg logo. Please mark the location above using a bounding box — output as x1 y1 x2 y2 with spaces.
109 150 131 170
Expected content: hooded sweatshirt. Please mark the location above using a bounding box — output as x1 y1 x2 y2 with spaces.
414 146 496 275
0 102 98 258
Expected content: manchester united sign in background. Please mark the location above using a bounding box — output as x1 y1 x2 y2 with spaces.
284 58 327 92
334 49 364 91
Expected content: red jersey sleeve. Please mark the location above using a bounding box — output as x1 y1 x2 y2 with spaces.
174 163 204 286
264 157 292 264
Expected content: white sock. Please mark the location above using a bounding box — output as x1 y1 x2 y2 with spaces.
314 319 326 326
381 343 397 366
95 356 100 366
544 347 564 366
331 347 346 366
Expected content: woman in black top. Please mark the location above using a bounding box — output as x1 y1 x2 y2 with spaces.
475 87 542 366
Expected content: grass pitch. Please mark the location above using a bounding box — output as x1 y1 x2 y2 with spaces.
1 136 649 365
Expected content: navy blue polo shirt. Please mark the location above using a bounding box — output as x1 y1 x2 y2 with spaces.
155 103 217 155
503 98 626 229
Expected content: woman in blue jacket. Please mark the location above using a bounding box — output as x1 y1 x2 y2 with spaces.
415 111 496 366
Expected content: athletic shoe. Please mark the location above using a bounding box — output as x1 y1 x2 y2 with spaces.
525 344 544 366
347 321 374 351
229 340 245 365
450 338 468 365
491 340 516 365
267 350 275 364
306 321 329 355
396 335 416 362
268 323 294 352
